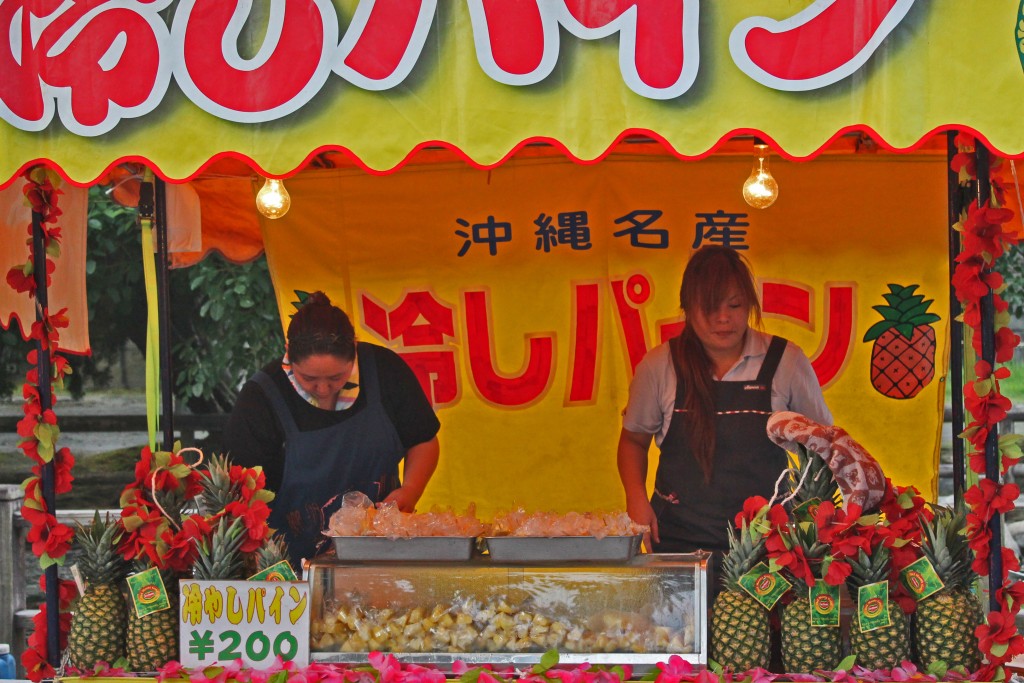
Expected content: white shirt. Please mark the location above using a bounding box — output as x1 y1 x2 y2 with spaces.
622 330 833 446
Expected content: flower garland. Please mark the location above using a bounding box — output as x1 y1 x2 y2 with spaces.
949 132 1024 679
4 166 79 680
64 652 989 683
116 446 274 572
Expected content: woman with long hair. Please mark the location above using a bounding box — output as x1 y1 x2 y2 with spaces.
617 246 831 554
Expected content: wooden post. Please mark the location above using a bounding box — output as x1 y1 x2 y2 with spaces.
0 484 27 648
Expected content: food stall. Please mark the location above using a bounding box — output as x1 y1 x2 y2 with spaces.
1 1 1022 680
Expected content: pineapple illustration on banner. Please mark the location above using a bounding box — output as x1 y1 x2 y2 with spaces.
863 284 941 399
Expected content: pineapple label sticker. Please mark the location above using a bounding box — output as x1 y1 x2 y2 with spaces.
792 498 822 524
899 557 944 601
179 580 310 667
127 567 171 618
856 581 892 632
738 562 791 609
248 560 298 582
809 582 841 627
863 283 940 400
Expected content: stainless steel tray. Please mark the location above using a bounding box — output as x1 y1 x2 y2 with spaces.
330 536 476 561
484 535 642 563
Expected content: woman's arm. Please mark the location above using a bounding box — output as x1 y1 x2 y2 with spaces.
382 436 440 512
617 428 659 547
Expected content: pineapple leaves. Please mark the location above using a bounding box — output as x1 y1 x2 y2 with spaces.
864 284 940 341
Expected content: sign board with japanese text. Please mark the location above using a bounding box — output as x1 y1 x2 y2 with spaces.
178 580 310 668
260 152 949 516
2 1 1024 184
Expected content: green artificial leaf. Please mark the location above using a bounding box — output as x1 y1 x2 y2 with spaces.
21 491 43 511
608 665 627 680
267 671 289 683
974 378 994 396
990 642 1009 659
168 463 192 479
39 552 61 569
458 668 484 683
708 659 724 675
532 648 560 673
925 660 948 678
999 434 1024 462
837 654 857 671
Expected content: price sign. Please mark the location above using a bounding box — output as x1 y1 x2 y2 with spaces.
179 580 310 667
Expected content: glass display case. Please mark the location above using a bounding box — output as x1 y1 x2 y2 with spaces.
308 553 710 668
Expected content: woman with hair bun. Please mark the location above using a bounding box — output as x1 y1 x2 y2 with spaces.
225 291 440 567
617 246 831 556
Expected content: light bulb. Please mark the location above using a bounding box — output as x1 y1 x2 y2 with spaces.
742 144 779 209
256 177 291 219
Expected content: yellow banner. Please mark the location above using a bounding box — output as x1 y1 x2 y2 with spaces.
261 153 949 517
1 1 1024 183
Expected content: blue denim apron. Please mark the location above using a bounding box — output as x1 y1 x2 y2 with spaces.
651 334 788 555
254 343 404 567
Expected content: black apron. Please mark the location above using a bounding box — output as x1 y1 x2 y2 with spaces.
254 343 404 567
651 334 788 555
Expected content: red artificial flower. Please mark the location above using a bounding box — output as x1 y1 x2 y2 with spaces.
6 263 35 295
976 610 1024 660
226 499 272 553
962 201 1016 262
965 479 1020 520
815 501 872 560
1001 580 1024 612
21 642 55 682
996 326 1022 364
964 378 1012 425
822 558 852 586
951 256 988 303
24 511 74 559
32 447 75 494
163 514 213 573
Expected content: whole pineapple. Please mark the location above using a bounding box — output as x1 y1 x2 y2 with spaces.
711 520 771 672
67 512 130 669
846 544 910 670
863 283 940 399
126 564 179 672
779 523 842 673
193 516 248 581
913 505 983 671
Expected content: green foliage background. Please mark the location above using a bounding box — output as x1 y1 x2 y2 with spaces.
0 186 283 411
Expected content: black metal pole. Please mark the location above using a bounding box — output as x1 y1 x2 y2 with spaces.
154 179 174 451
947 132 966 505
31 208 60 668
976 144 1004 610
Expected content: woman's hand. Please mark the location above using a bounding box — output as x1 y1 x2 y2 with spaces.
617 428 659 552
381 486 419 512
625 494 659 552
381 437 440 513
